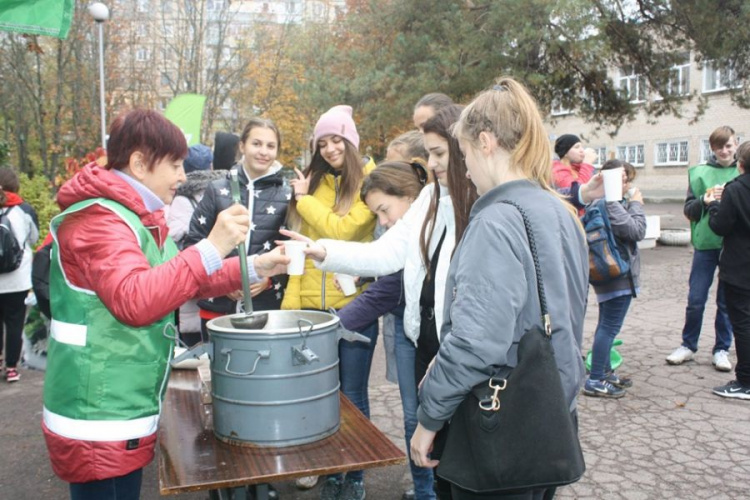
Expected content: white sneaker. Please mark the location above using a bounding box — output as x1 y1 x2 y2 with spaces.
295 475 319 490
666 346 694 365
713 350 732 372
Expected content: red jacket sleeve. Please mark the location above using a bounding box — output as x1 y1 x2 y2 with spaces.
57 205 241 327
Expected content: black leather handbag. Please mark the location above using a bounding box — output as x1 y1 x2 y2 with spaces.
436 201 585 494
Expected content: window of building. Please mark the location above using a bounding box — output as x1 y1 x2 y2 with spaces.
618 67 647 103
136 24 147 38
667 53 691 96
699 139 712 164
160 72 170 86
163 21 174 37
655 140 689 166
703 61 739 93
207 0 225 11
207 25 220 44
616 144 645 167
592 146 607 168
137 0 149 13
136 48 150 62
550 99 573 116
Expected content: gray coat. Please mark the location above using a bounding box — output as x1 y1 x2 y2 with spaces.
417 180 588 431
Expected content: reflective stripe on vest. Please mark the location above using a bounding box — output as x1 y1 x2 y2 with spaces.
43 406 159 441
44 198 179 434
50 319 87 346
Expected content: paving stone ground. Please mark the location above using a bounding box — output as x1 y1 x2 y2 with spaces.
2 203 748 499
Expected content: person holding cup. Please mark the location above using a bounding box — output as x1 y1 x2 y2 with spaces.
666 126 739 371
583 160 646 398
283 105 376 500
42 109 289 500
552 133 595 215
282 105 478 500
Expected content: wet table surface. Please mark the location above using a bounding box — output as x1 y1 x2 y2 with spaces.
158 369 406 495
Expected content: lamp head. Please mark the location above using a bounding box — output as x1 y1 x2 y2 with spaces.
88 2 110 22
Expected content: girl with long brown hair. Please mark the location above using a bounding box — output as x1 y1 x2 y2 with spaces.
282 103 479 500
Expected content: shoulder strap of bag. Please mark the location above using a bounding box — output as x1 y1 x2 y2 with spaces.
498 200 551 337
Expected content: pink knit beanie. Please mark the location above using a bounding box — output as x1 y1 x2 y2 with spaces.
312 105 360 150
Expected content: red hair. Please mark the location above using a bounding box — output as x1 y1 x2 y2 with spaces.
106 109 188 171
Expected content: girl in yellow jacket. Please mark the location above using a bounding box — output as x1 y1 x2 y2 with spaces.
285 105 375 500
284 105 376 311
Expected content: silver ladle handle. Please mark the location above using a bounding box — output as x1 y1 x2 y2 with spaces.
230 170 254 316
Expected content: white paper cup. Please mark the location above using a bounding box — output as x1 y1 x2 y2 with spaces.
284 241 307 275
603 167 624 201
335 273 357 296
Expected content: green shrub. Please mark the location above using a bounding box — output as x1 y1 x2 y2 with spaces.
19 173 58 245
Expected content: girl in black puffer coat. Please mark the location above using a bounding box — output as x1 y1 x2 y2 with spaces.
185 118 291 339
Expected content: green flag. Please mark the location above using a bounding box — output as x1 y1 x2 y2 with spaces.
164 94 207 147
0 0 75 39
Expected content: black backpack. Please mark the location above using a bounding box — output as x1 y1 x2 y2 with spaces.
0 207 23 274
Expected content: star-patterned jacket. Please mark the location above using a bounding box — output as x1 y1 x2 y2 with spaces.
185 163 291 314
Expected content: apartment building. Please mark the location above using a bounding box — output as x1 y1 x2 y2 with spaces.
545 55 749 189
106 0 345 117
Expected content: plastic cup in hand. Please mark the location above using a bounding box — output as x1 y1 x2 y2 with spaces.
285 241 307 275
602 167 624 201
335 273 357 296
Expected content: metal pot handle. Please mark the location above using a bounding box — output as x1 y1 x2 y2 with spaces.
297 318 314 346
221 347 270 377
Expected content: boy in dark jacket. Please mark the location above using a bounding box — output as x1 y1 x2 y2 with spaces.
707 141 750 399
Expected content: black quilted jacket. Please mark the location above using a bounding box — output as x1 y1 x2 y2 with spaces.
185 164 291 313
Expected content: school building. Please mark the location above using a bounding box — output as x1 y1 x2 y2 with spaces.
544 56 749 192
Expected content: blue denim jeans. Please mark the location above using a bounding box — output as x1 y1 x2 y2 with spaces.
681 249 733 353
330 321 379 484
590 294 632 380
394 317 436 500
69 468 142 500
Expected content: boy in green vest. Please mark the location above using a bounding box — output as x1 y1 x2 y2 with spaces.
666 126 738 370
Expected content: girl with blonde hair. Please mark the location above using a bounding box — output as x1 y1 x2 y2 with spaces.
411 78 588 499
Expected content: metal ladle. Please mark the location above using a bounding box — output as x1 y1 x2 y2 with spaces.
228 170 269 330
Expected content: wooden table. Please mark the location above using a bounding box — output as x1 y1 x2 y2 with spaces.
158 369 406 498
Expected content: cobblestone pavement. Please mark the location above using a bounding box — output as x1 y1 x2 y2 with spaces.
2 204 749 499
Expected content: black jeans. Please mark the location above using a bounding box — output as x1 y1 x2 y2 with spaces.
724 282 750 387
0 290 29 368
69 468 143 500
417 309 452 499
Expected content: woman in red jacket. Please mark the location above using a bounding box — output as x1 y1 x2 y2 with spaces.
43 109 287 500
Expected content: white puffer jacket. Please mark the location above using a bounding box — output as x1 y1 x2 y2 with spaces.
0 203 39 294
316 183 455 346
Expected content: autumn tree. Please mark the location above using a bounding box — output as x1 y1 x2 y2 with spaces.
232 24 313 167
287 0 750 155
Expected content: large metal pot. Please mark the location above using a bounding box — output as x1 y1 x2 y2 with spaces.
171 310 368 447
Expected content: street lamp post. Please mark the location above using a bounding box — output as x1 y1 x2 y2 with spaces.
88 2 109 150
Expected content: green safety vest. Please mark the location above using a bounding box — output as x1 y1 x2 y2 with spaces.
688 164 738 250
43 198 179 441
